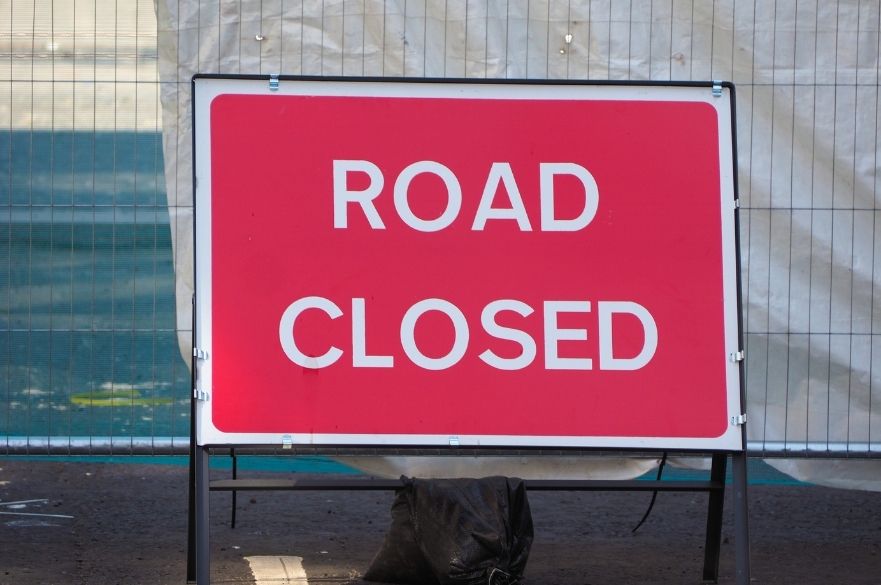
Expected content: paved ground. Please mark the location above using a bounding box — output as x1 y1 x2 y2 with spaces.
0 458 879 585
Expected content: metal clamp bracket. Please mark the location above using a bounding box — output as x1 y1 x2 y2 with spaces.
281 435 293 449
194 388 210 401
730 350 745 362
712 81 723 97
269 74 279 92
730 413 747 426
193 348 209 360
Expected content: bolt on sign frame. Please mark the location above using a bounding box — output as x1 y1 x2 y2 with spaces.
189 75 749 585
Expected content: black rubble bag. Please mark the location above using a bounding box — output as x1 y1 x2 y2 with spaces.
364 476 534 585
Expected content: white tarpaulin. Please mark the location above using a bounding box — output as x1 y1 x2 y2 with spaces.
156 0 881 488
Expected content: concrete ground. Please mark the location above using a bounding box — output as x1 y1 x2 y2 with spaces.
0 458 879 585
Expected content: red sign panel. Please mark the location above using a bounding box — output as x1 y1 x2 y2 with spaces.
193 78 743 450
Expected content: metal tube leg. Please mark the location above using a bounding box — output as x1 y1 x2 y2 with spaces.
702 453 727 583
187 441 197 582
196 446 211 585
231 449 237 529
732 452 751 585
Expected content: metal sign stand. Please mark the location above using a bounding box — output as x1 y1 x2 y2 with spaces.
186 445 750 584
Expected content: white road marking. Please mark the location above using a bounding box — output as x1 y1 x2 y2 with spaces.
245 556 308 584
0 499 49 507
0 511 74 519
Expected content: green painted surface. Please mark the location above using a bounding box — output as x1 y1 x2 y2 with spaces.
0 455 806 485
636 459 807 486
0 454 361 474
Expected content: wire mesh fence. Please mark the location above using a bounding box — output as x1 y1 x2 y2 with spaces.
1 0 879 456
1 0 191 453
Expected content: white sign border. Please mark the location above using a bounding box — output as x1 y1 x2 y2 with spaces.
193 77 745 451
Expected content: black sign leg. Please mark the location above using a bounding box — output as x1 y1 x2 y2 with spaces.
186 434 197 582
196 446 211 585
701 453 727 583
732 451 751 585
231 449 238 529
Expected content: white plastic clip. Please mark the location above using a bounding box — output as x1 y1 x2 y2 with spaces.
731 413 747 426
193 388 210 401
281 435 293 449
730 350 745 362
712 81 723 97
449 436 460 447
269 74 279 92
193 348 209 360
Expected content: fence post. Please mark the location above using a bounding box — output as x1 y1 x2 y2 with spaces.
187 294 197 582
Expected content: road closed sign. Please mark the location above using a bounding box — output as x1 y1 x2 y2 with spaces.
192 77 744 450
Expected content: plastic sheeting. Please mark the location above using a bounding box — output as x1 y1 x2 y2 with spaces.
336 455 662 481
156 0 881 487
